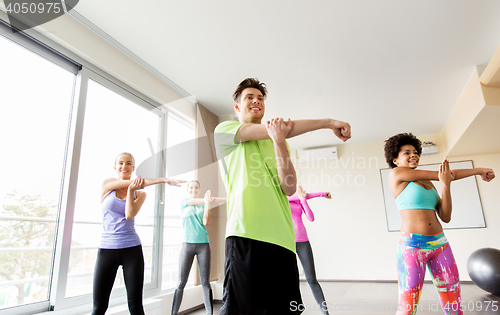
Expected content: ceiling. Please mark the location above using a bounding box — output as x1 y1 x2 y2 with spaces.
71 0 500 150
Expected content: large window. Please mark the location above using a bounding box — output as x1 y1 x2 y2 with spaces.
66 79 163 298
0 34 75 310
162 116 195 290
0 18 197 315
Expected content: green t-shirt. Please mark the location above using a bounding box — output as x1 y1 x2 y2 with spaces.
181 198 209 243
214 120 295 253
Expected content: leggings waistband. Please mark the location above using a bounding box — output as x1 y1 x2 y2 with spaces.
399 231 448 249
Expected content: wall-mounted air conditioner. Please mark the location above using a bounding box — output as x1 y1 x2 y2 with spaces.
421 141 439 155
298 146 338 161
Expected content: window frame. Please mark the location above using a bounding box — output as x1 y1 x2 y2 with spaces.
49 68 168 312
0 10 195 314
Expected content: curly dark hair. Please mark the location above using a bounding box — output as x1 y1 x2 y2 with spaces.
384 133 422 168
232 78 268 103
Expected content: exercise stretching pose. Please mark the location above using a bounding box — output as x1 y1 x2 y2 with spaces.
93 152 184 315
171 180 225 315
384 133 495 315
215 77 351 314
288 186 332 315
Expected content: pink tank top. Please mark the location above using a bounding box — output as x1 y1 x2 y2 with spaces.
288 192 326 242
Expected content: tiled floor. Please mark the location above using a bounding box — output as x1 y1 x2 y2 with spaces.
186 281 500 314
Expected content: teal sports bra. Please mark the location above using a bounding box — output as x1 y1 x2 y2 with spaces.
396 181 439 211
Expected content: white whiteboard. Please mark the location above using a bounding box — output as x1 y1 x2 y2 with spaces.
380 160 486 232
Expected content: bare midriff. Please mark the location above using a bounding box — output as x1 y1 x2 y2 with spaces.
400 209 443 235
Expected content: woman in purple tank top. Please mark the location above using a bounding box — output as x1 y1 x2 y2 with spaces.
92 152 185 315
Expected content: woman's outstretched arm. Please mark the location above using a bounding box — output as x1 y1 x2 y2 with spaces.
203 190 214 226
436 159 453 223
452 168 495 182
125 178 147 220
101 177 185 200
296 186 314 222
390 165 495 185
186 196 226 206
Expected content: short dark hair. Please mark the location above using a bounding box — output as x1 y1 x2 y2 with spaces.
384 133 422 168
232 78 268 103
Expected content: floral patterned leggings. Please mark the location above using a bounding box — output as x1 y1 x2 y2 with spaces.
396 231 462 315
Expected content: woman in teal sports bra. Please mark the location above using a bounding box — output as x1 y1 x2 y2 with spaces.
384 133 495 315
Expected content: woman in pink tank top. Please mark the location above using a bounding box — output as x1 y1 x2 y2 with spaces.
288 186 331 315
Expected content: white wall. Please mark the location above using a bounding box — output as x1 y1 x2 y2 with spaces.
293 138 500 282
23 6 197 122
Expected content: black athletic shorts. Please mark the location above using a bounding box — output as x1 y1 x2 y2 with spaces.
219 236 303 315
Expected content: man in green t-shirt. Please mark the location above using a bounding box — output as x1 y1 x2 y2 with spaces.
215 78 351 315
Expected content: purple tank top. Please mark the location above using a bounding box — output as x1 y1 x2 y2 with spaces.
99 190 141 249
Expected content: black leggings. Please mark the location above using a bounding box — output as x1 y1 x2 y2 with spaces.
92 245 145 315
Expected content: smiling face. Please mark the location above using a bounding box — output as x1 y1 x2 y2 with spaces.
114 153 135 180
187 181 201 198
393 144 420 169
234 87 265 124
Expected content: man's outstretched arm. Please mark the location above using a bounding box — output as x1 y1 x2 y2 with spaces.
237 118 351 143
266 118 296 196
